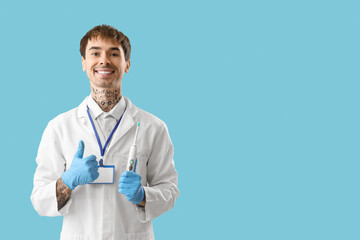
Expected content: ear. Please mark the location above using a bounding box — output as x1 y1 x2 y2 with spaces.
82 57 86 72
125 59 131 73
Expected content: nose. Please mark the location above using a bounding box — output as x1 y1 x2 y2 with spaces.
100 54 110 65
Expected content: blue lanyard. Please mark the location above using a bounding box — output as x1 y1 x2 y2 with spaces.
86 105 126 166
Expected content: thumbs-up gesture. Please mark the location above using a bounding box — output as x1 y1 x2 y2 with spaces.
61 140 99 190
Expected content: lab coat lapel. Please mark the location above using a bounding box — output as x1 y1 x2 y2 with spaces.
109 106 135 149
80 117 94 136
77 97 102 141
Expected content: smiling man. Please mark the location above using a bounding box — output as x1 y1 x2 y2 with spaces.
31 25 179 240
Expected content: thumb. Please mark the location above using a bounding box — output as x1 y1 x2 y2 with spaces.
74 140 85 159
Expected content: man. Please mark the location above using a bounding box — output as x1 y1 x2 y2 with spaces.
31 25 179 240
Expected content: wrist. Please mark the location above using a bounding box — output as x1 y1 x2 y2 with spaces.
138 191 146 207
131 186 144 205
61 171 76 190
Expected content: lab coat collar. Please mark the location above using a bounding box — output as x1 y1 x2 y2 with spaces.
86 95 126 120
77 96 139 148
86 96 103 119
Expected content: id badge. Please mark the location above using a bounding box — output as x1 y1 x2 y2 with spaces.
89 165 115 184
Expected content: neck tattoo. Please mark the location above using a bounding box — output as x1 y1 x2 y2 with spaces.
91 87 121 112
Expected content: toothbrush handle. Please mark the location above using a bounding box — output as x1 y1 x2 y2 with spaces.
127 145 137 171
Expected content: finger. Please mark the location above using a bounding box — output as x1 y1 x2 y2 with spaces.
119 173 129 183
119 175 131 183
119 171 130 181
123 171 137 178
90 170 99 180
74 140 85 158
86 155 97 161
89 165 99 173
90 161 99 168
119 174 137 183
119 183 131 189
119 187 132 196
85 155 97 165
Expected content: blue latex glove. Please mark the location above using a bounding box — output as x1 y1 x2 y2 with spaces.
119 166 144 204
62 140 99 190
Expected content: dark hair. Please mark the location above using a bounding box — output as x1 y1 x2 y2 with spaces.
80 24 131 61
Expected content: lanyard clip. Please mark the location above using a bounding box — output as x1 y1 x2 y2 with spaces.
99 159 104 167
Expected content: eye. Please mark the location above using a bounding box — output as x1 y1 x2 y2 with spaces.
91 52 99 56
111 53 119 57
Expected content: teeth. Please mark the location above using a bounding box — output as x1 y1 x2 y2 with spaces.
97 71 112 74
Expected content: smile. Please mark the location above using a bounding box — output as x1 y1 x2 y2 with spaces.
97 71 113 74
95 69 115 76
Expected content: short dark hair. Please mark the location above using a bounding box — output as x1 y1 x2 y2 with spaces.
80 24 131 61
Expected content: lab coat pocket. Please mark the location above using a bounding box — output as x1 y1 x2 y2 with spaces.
135 155 148 186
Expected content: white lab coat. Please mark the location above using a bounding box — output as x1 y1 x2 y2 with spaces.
31 96 179 240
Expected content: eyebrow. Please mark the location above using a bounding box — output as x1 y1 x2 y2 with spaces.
88 46 121 52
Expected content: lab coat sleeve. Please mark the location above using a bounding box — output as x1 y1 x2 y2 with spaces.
135 123 179 223
30 120 72 216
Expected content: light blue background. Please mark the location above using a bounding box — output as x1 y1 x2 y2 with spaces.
1 0 359 239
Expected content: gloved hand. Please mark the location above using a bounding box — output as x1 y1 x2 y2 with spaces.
119 170 144 204
62 140 99 190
